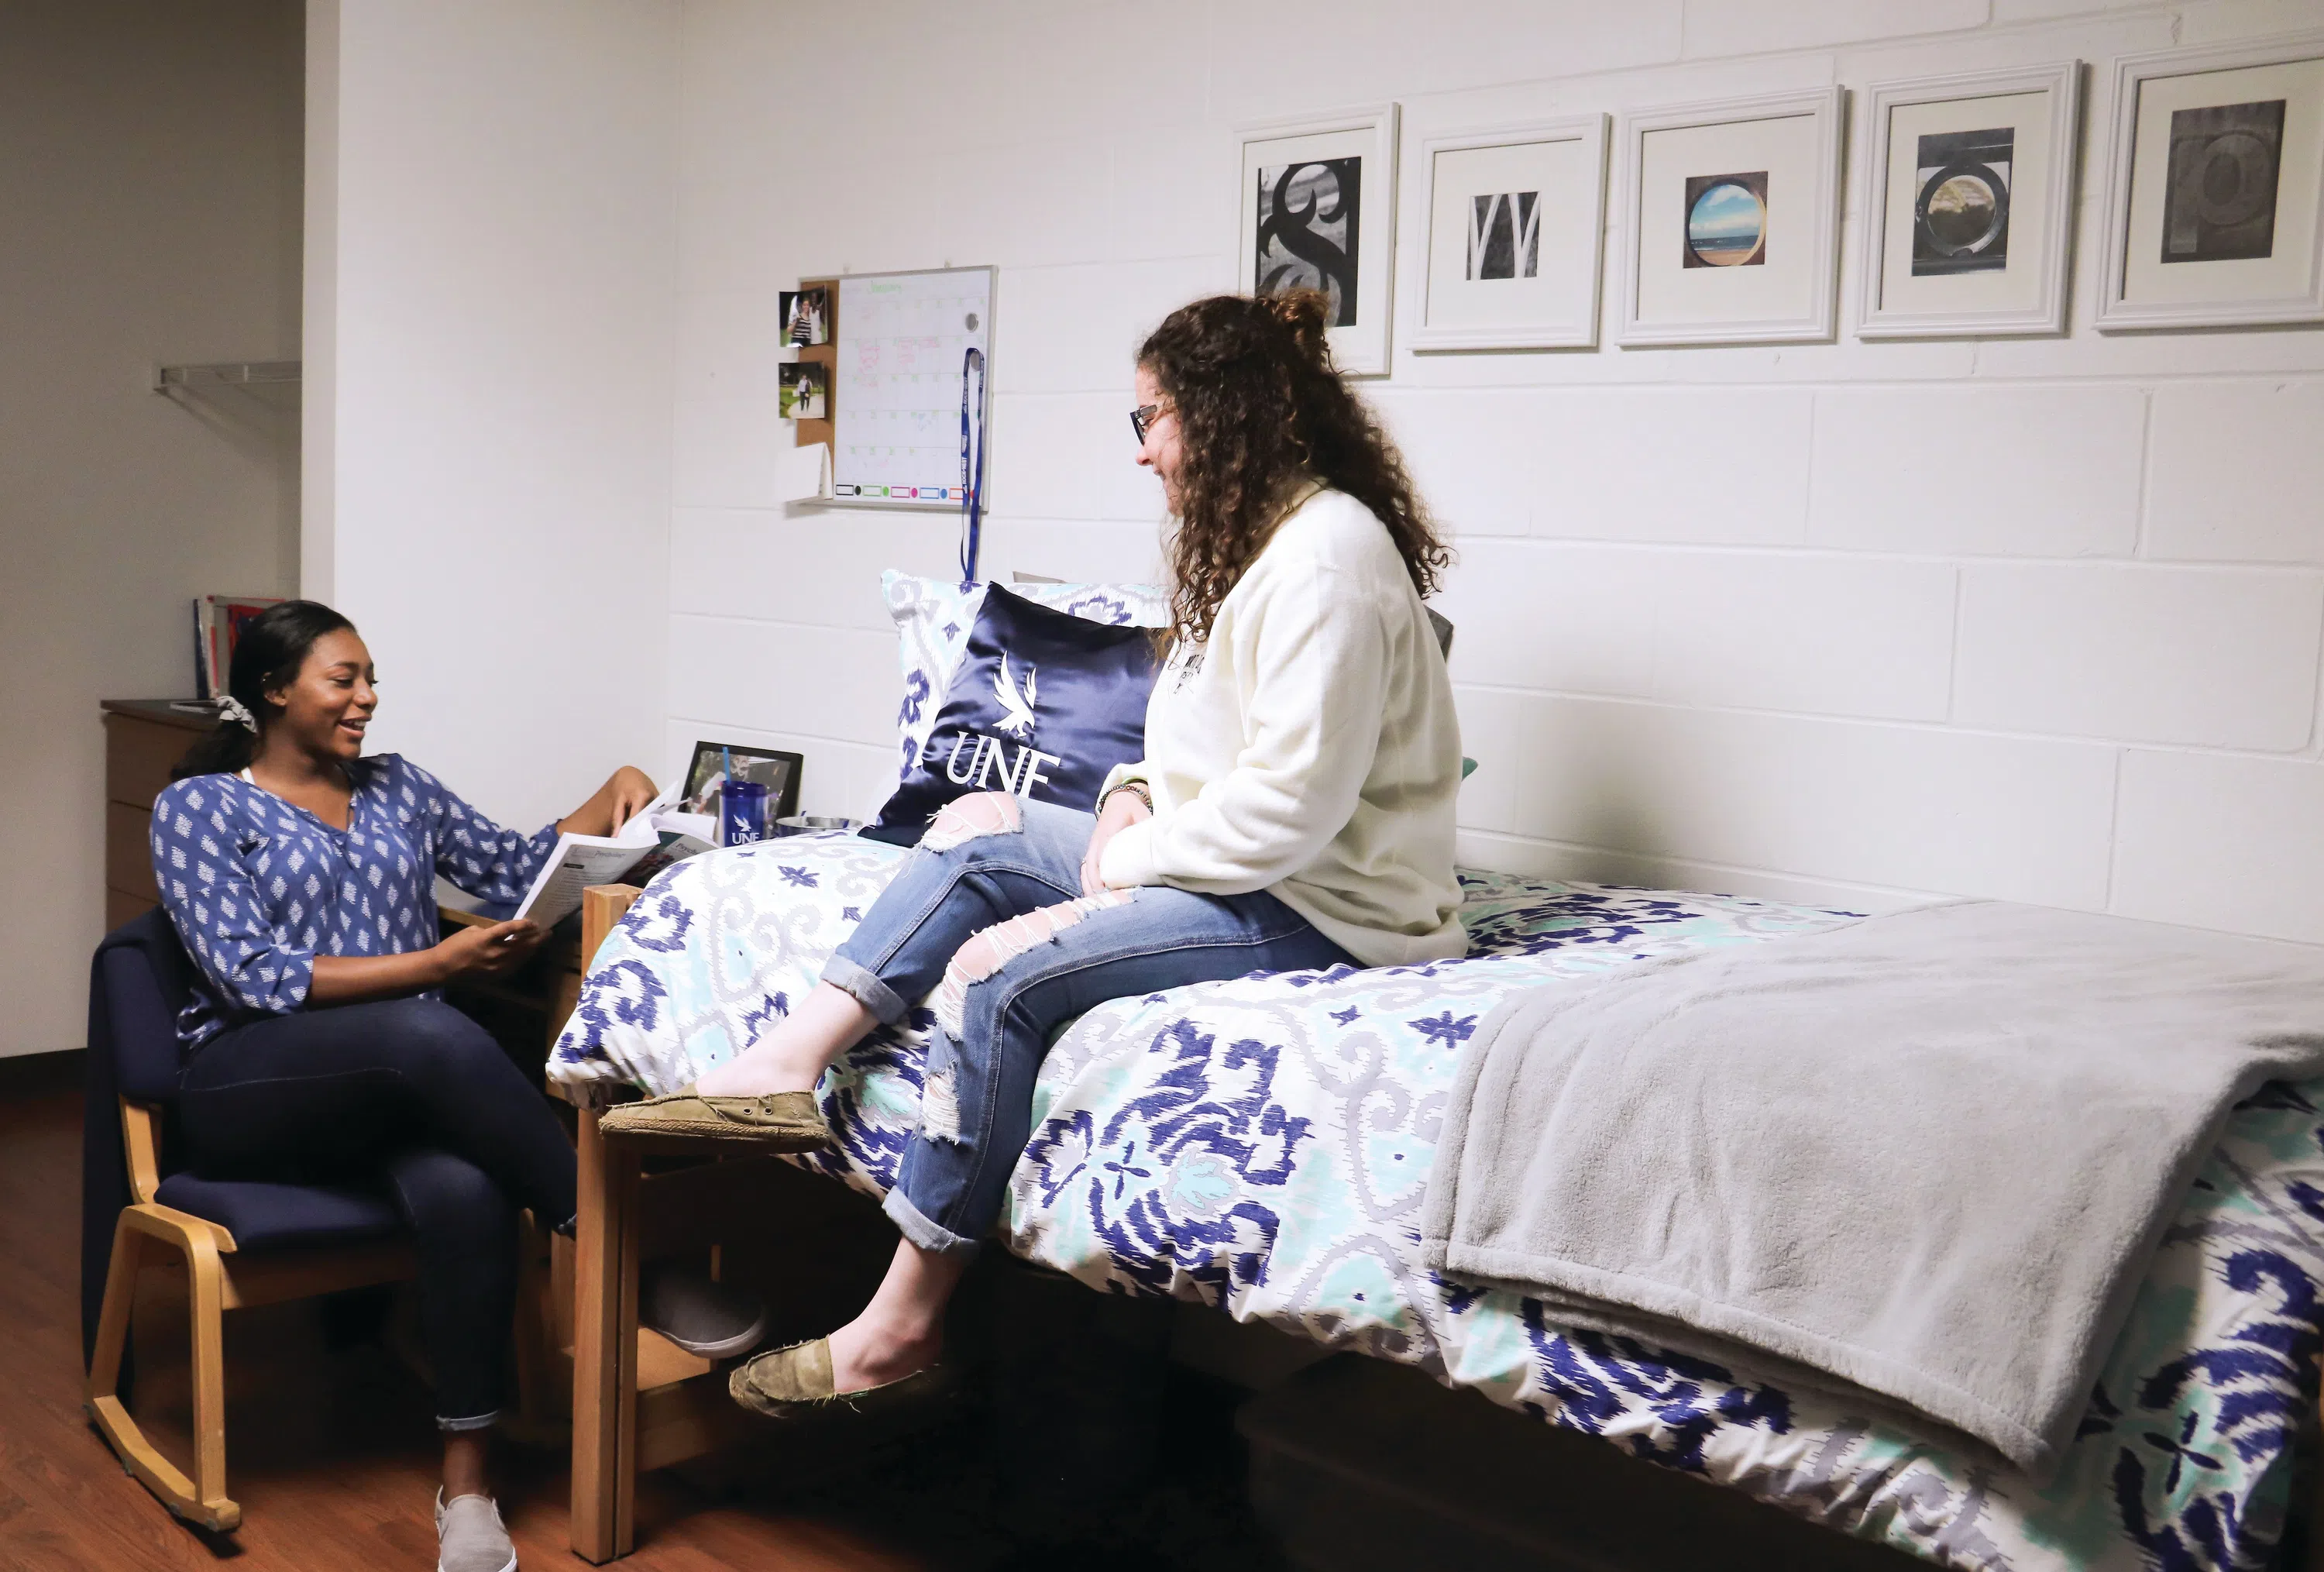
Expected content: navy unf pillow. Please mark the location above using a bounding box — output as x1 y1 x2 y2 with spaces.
863 584 1163 846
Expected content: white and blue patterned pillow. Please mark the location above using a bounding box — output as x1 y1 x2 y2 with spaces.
882 570 1170 786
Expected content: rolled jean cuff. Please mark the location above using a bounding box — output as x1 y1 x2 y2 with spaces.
821 955 909 1026
437 1409 500 1433
882 1186 980 1257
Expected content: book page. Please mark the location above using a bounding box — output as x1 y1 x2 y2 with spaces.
511 787 678 927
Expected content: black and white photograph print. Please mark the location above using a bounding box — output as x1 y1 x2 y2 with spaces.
1256 158 1362 324
1236 105 1397 373
779 359 827 421
2099 38 2324 330
1913 126 2013 275
779 287 830 346
2161 99 2285 263
1413 116 1609 353
1683 170 1768 267
1468 190 1540 279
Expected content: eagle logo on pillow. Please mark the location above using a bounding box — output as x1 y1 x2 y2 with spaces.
992 656 1038 741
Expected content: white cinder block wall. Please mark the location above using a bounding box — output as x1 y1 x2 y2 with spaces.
307 0 681 831
662 0 2324 945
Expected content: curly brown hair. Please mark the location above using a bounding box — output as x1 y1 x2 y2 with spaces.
1138 290 1449 653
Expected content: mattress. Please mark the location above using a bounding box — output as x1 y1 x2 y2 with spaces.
552 833 2323 1572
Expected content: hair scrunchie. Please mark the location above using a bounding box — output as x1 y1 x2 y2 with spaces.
216 696 260 734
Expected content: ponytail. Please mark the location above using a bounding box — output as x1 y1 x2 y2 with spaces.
174 600 358 779
1136 289 1448 653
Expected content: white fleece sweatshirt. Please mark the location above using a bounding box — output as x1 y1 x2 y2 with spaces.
1096 487 1467 968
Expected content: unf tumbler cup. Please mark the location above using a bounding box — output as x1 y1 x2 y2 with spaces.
719 779 770 847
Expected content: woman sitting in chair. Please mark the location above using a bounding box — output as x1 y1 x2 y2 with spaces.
151 599 758 1572
603 288 1467 1419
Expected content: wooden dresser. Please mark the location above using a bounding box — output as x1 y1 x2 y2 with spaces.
100 699 213 930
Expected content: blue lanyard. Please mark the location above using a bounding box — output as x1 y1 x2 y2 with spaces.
958 346 986 584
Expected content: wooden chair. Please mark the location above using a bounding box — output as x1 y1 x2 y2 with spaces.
82 910 459 1531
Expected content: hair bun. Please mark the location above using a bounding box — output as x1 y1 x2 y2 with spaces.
1258 287 1332 365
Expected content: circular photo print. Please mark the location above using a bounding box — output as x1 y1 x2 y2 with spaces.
1684 172 1768 267
1918 165 2008 258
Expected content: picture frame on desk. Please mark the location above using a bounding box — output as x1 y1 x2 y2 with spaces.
678 741 802 820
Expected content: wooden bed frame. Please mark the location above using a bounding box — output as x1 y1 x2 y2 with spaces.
552 882 2324 1569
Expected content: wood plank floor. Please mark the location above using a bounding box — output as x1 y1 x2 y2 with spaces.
0 1080 1277 1571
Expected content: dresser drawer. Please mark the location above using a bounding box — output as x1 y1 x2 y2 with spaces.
106 888 160 930
106 801 159 903
106 712 197 810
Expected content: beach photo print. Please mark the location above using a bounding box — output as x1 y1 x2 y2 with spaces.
1618 88 1844 346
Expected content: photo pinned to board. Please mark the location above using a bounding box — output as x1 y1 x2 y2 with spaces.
1237 105 1397 373
1410 115 1608 353
779 360 827 421
779 287 830 347
1856 64 2079 339
1617 88 1844 346
2098 35 2324 330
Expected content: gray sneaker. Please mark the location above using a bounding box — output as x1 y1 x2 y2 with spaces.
435 1491 516 1572
641 1262 767 1359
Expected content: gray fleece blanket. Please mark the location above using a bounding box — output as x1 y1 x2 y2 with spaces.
1417 900 2324 1475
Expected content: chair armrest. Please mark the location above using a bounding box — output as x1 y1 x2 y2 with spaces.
580 886 645 972
120 1099 164 1207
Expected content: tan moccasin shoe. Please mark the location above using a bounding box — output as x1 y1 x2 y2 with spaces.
596 1085 829 1151
728 1337 950 1419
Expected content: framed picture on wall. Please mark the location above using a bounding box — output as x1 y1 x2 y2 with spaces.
2095 34 2324 331
1614 87 1846 346
1408 115 1611 352
1855 64 2082 339
1236 104 1399 375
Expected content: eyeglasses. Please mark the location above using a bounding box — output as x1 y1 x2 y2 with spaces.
1129 403 1167 444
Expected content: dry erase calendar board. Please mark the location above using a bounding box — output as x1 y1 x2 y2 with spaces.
828 265 995 506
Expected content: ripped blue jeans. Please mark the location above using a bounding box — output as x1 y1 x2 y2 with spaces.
820 793 1353 1254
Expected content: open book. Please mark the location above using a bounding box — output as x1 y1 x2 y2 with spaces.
504 790 718 929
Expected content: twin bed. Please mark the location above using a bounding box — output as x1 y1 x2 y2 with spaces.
551 828 2324 1572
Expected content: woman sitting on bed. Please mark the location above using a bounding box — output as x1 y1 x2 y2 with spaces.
151 599 761 1572
605 287 1467 1415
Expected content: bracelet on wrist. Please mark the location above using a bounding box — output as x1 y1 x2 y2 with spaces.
1098 780 1153 815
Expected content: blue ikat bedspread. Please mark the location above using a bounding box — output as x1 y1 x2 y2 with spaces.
549 834 2324 1572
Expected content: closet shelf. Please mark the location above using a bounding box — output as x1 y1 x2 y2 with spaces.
153 360 301 404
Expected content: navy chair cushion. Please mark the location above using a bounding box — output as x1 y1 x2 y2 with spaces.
153 1174 405 1254
864 584 1161 845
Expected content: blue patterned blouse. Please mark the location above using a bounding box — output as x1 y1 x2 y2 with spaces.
149 754 559 1051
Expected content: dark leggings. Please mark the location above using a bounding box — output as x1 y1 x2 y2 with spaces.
177 998 578 1429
